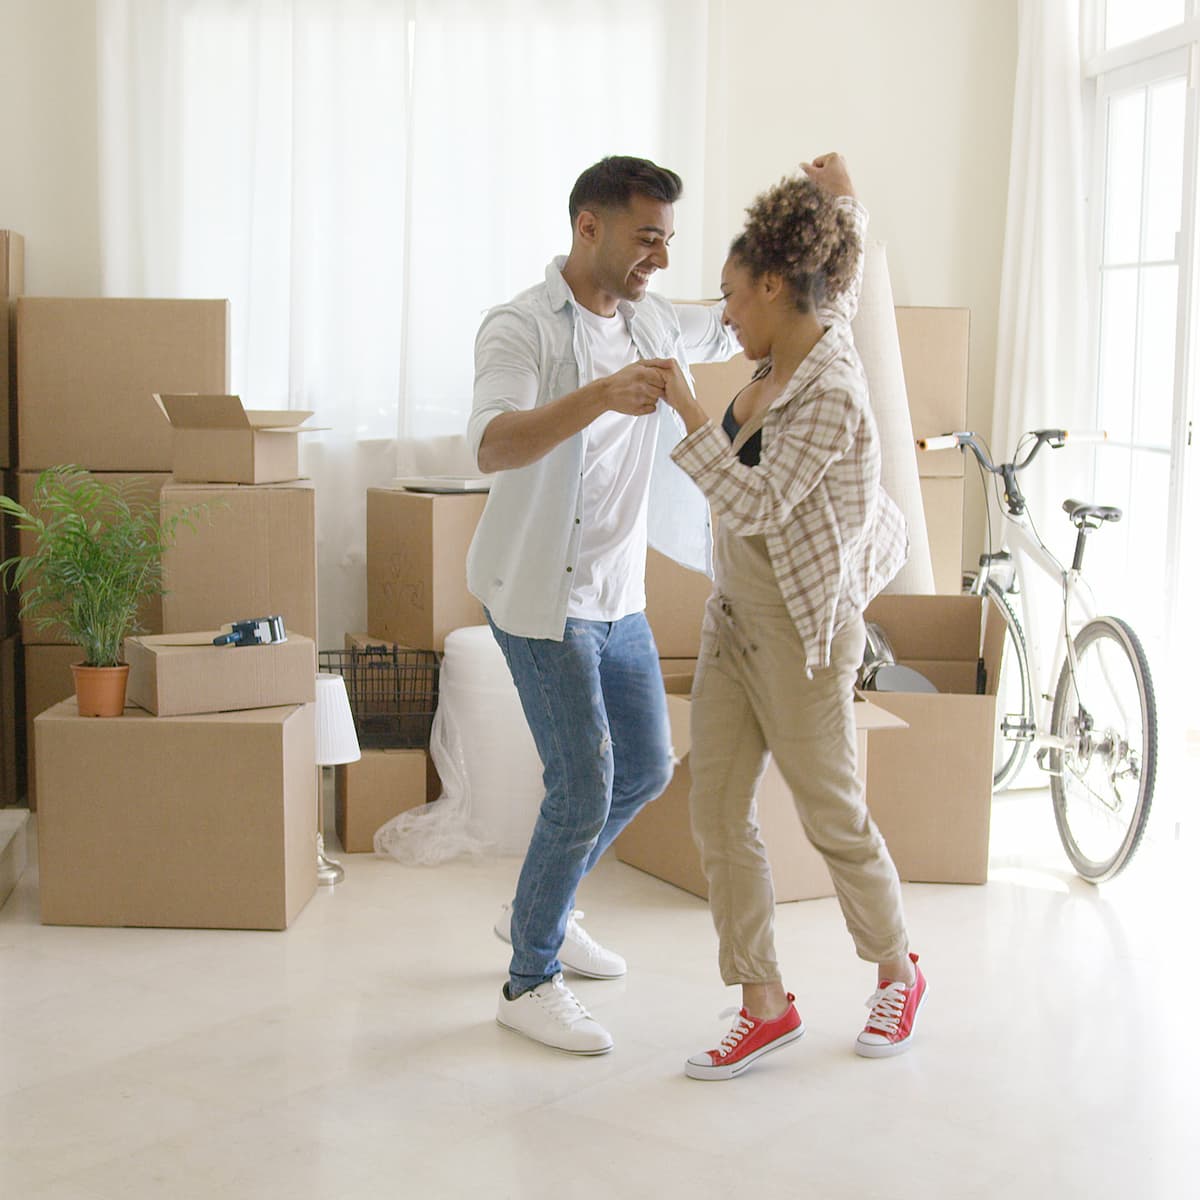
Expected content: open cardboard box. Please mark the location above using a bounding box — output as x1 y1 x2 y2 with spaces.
860 592 1005 884
125 632 316 717
155 394 321 484
617 692 907 903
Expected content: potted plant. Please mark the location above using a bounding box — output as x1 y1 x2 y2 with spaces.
0 466 204 717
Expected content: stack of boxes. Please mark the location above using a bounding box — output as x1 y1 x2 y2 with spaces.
7 291 228 804
0 231 24 806
337 487 487 851
33 394 323 929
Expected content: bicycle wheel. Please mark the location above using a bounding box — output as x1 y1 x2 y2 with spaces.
964 575 1035 791
1049 616 1157 882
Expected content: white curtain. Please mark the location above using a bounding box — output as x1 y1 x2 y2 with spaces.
992 0 1090 532
96 0 709 646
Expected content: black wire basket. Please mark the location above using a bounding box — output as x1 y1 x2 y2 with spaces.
318 645 440 749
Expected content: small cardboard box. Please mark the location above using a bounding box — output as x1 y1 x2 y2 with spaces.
161 480 317 641
155 394 319 484
22 643 80 808
15 298 230 471
896 306 970 479
616 694 906 903
366 487 487 651
335 747 441 853
861 593 1005 884
35 699 317 929
1 231 26 468
920 474 965 594
0 635 20 805
14 471 170 645
126 632 316 717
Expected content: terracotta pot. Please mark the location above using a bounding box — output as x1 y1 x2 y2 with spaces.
71 663 131 718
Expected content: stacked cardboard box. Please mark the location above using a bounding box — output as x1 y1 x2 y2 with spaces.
897 307 970 594
0 233 24 804
9 296 231 806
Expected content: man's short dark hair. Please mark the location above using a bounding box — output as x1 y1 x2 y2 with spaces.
568 156 683 224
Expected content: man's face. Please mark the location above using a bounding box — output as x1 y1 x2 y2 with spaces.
589 195 675 304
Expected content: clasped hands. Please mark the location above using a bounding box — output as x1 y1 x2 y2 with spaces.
603 357 706 432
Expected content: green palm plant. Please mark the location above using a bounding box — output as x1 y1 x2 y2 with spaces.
0 466 204 667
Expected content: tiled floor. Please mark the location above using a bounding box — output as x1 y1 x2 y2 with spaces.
1 790 1195 1200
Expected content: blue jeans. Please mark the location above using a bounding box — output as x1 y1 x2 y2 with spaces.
486 610 674 997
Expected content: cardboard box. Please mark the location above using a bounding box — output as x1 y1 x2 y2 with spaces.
617 694 906 902
644 548 714 660
15 298 230 471
1 468 15 637
23 643 83 808
896 306 970 479
155 394 318 485
861 593 1005 884
366 488 487 651
14 471 170 645
1 231 25 468
691 352 756 424
921 475 965 594
335 747 441 853
35 699 316 929
659 657 698 694
161 480 317 641
125 632 316 717
0 635 19 805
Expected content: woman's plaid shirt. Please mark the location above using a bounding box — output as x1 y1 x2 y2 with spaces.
670 200 908 672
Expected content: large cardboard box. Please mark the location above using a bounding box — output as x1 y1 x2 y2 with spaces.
155 394 318 484
366 488 487 651
1 231 25 468
0 635 19 805
14 471 170 645
861 593 1005 884
616 694 906 902
35 699 316 929
126 632 316 717
23 643 88 808
335 747 441 853
15 298 230 471
920 475 965 594
896 306 969 479
161 480 317 641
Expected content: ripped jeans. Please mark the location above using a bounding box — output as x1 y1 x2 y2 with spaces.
486 610 674 996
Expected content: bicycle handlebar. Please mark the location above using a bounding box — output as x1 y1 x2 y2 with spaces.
917 428 1108 475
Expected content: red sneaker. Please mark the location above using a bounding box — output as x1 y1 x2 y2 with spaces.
685 995 805 1080
855 953 927 1058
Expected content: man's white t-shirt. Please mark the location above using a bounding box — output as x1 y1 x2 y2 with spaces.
567 303 659 621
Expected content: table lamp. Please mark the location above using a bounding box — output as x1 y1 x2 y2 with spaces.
314 671 361 885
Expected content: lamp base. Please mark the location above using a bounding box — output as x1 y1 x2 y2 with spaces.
316 832 344 887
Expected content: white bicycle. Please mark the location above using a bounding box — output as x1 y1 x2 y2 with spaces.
919 428 1157 883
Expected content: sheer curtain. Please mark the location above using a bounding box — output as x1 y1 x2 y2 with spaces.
96 0 709 645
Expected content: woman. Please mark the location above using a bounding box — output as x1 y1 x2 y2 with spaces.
660 154 926 1080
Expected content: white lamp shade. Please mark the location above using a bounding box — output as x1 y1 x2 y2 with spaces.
314 673 362 765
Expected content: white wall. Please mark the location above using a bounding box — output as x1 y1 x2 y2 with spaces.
1 0 1018 563
704 0 1018 567
0 0 103 295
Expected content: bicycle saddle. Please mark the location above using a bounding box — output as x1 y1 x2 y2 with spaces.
1063 498 1122 526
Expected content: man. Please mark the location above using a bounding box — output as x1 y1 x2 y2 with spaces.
467 155 737 1054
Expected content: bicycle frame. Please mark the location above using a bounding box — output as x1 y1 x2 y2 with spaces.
976 510 1098 758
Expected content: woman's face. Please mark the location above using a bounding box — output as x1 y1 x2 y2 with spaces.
719 257 772 361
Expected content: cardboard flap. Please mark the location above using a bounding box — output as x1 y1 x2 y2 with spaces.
864 594 984 662
156 393 315 432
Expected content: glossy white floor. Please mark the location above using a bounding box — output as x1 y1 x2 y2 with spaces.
1 788 1195 1200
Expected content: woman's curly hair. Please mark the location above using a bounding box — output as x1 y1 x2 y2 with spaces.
729 173 859 313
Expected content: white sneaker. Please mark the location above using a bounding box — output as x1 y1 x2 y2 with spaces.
493 903 627 979
496 974 614 1055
